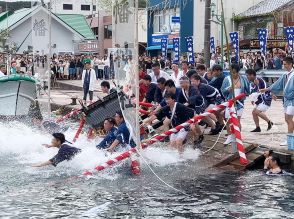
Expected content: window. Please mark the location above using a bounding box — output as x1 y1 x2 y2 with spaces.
93 5 96 11
92 27 99 39
104 25 112 39
153 8 180 34
81 4 91 11
63 4 73 10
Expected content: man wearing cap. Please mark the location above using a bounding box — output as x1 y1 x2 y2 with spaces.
82 61 96 105
32 133 81 167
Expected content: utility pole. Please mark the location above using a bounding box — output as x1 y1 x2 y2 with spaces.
47 0 52 119
204 0 211 68
134 0 140 148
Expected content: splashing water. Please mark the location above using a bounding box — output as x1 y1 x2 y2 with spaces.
0 122 201 178
1 122 294 218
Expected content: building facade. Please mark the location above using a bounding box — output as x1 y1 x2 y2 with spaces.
147 0 194 57
87 9 147 56
194 0 264 53
0 6 95 55
236 0 294 49
50 0 97 16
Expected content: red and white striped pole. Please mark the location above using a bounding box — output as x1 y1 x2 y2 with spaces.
229 105 248 165
83 94 246 175
72 118 86 143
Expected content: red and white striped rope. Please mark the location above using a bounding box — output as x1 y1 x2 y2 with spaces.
139 102 154 108
83 148 137 176
83 93 246 175
56 109 81 123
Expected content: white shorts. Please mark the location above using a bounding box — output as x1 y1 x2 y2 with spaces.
284 106 294 116
170 128 188 142
255 103 270 112
225 107 244 119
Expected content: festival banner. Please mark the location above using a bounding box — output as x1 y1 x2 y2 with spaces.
284 26 294 51
210 37 215 54
185 36 195 64
257 29 268 55
229 32 239 63
173 38 180 63
161 38 168 59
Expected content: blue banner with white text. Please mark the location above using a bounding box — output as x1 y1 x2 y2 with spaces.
173 38 180 63
285 26 294 51
185 36 194 65
229 32 239 64
210 37 215 54
161 38 168 59
257 29 268 55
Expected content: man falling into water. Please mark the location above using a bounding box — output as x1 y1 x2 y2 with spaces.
32 133 81 167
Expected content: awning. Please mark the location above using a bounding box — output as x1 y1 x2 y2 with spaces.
146 45 174 50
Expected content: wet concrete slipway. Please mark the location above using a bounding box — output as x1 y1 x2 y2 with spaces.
1 81 294 218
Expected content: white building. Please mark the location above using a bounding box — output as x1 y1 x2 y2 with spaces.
193 0 264 53
50 0 97 16
0 5 95 55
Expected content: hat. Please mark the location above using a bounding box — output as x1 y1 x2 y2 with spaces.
84 58 91 64
52 133 66 144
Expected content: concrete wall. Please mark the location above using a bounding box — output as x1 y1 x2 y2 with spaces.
194 0 264 53
7 10 83 55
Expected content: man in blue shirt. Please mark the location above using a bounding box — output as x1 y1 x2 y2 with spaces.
246 69 273 132
106 111 136 152
96 118 117 149
32 133 81 167
154 77 166 104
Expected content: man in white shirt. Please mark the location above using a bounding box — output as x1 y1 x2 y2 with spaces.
149 62 170 83
0 64 7 77
82 61 97 105
170 63 184 87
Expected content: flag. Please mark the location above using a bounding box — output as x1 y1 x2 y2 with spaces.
257 29 268 55
185 36 194 64
229 32 239 63
161 38 168 59
173 38 180 63
284 26 294 51
210 37 215 54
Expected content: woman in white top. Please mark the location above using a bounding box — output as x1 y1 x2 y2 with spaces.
63 59 69 80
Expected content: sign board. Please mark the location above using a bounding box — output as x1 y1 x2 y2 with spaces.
171 16 181 23
151 34 168 46
249 38 287 48
78 41 99 52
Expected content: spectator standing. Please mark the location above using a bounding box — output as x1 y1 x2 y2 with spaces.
82 61 96 105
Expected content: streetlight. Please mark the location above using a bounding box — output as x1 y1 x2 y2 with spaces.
210 2 225 68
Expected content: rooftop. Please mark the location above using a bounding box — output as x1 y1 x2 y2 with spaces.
238 0 293 18
0 6 95 40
